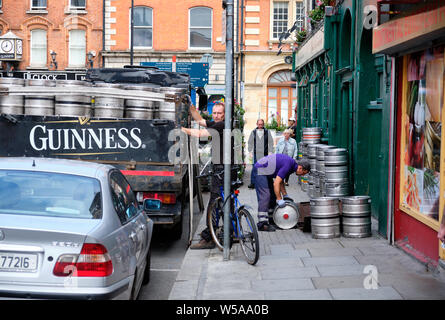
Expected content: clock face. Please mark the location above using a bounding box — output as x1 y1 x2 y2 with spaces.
16 40 22 55
1 40 13 53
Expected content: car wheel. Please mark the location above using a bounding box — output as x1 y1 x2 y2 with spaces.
142 248 151 285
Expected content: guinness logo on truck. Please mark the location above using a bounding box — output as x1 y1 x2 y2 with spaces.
28 117 143 156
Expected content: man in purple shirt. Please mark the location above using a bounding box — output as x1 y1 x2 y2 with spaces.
254 154 310 231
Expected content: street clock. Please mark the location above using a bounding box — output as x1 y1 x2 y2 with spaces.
0 31 23 61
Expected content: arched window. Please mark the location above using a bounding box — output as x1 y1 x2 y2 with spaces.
267 70 297 124
131 6 153 48
189 7 212 49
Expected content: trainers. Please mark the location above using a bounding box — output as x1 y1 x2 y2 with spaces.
257 223 276 232
190 239 216 250
248 184 255 189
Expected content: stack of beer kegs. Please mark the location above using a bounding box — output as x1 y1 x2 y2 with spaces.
324 148 350 197
315 145 336 197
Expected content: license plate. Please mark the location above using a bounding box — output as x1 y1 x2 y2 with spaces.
0 252 38 272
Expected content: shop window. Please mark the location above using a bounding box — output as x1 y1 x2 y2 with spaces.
69 29 86 68
30 29 47 67
189 7 212 49
132 6 153 48
400 46 444 225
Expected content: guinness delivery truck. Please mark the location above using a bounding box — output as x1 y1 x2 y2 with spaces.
0 67 207 240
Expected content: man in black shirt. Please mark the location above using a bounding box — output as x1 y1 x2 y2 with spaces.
181 102 225 249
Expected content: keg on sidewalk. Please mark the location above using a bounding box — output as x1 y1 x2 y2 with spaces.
273 201 300 229
325 148 348 166
55 80 92 116
93 83 124 118
24 79 56 116
310 197 341 239
325 181 350 197
302 127 322 144
341 196 372 238
316 145 336 174
124 85 159 119
325 165 349 183
0 78 25 114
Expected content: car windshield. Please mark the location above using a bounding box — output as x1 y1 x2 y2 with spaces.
0 170 102 219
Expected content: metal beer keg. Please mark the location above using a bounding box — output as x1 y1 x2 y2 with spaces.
310 197 341 239
0 78 25 114
273 201 300 229
341 196 372 238
25 79 56 116
55 80 92 116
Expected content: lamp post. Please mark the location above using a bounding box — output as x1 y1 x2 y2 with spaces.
50 50 58 70
130 0 134 66
87 51 96 69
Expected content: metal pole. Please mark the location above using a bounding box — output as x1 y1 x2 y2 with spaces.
130 0 134 66
223 0 234 261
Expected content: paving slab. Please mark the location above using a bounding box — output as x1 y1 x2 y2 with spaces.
251 278 315 292
377 273 445 300
312 275 368 289
302 256 359 267
265 289 333 300
168 279 199 300
317 265 366 277
329 286 403 300
293 241 344 250
256 255 305 268
260 266 320 280
309 247 363 257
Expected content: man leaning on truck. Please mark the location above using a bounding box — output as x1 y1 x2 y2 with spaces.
181 102 225 249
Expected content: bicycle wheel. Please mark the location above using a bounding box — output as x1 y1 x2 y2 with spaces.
207 197 233 251
237 208 260 265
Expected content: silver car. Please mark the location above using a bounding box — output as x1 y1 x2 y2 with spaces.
0 157 153 300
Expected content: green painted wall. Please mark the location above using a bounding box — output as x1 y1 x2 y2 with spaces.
295 0 390 237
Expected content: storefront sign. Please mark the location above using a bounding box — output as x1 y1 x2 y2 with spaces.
373 5 445 54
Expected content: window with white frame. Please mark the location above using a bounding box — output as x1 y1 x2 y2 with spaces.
69 29 86 67
31 0 47 9
70 0 86 9
30 29 47 67
295 1 304 32
189 7 212 49
272 2 289 39
132 6 153 48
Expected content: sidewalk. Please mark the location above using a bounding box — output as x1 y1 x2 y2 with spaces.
169 167 445 300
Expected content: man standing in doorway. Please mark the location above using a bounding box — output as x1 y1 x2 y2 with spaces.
247 119 274 189
182 102 225 249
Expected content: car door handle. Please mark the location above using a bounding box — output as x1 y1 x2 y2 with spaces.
129 232 137 242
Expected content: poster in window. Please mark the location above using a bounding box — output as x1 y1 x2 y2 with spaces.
402 47 444 220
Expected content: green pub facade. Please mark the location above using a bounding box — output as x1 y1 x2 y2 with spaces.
294 0 392 237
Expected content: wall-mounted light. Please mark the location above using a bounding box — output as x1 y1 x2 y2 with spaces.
87 50 96 69
50 50 58 70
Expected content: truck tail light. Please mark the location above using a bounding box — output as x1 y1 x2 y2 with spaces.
142 192 176 204
53 243 113 277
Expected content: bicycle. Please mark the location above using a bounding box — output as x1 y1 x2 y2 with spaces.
197 169 260 265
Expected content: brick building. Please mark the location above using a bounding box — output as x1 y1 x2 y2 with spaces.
102 0 227 95
0 0 103 77
239 0 304 131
